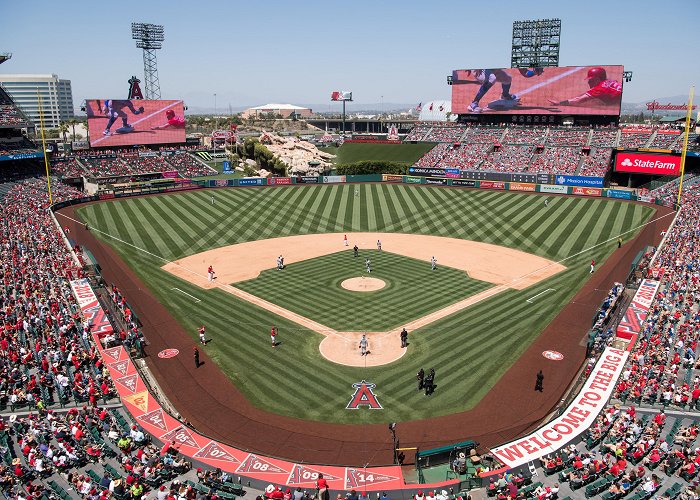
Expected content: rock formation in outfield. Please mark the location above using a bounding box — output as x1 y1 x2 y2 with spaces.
258 132 335 176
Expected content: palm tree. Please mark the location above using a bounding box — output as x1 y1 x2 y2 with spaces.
58 122 69 143
67 119 79 141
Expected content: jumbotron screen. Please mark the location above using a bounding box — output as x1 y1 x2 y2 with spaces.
86 99 186 147
451 65 624 116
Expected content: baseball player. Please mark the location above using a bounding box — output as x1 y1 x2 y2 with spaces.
365 258 372 273
198 325 207 345
150 109 186 130
359 334 368 356
544 198 549 207
277 255 284 270
547 67 622 108
344 234 348 247
270 325 277 347
590 259 596 274
353 244 359 257
102 99 145 136
207 265 215 282
431 256 437 271
464 69 519 113
377 239 382 251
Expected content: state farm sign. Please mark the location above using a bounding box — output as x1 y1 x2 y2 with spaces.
615 152 681 176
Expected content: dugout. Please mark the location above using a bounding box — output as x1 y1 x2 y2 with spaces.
416 440 478 469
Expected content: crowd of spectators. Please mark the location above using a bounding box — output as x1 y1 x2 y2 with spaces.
589 129 619 148
163 153 215 178
464 127 505 144
0 88 29 127
648 131 682 150
610 177 700 410
81 158 133 178
545 128 589 147
502 127 546 146
578 148 614 177
619 131 654 150
421 125 467 143
413 143 450 168
404 125 433 142
479 145 534 172
529 147 583 175
439 143 492 170
0 138 39 157
50 158 87 179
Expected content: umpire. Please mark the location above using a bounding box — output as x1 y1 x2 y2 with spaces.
416 368 425 391
424 368 435 396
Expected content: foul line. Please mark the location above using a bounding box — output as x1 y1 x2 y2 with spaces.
90 101 180 147
526 288 556 303
516 66 586 98
171 287 201 303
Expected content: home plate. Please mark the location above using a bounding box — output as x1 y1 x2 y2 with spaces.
487 98 520 111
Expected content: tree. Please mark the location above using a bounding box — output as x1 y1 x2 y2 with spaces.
58 122 69 143
67 119 79 141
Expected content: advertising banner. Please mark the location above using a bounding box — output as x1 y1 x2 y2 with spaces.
0 152 44 162
451 179 477 188
451 65 624 116
382 174 404 183
480 181 505 190
269 177 292 185
425 178 448 186
554 175 605 187
638 195 654 203
69 278 114 338
509 182 536 192
606 189 632 200
161 171 179 179
616 279 660 341
72 140 90 151
444 168 461 178
539 184 568 194
405 176 423 184
238 178 265 186
86 99 186 148
322 175 347 184
409 167 448 177
614 152 681 176
295 176 319 184
572 187 602 197
492 347 628 468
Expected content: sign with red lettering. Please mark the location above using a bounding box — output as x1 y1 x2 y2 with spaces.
572 187 602 197
616 279 660 340
158 349 180 358
345 468 400 490
492 346 628 468
236 454 288 475
269 177 292 185
287 465 341 486
615 152 681 176
194 441 240 464
542 351 564 361
480 181 505 190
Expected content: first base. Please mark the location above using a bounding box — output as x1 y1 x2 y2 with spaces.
487 98 520 111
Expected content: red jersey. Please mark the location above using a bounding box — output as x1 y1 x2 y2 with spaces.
585 80 622 104
167 116 186 128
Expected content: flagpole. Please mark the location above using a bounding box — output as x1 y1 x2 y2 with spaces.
37 87 53 205
677 86 695 208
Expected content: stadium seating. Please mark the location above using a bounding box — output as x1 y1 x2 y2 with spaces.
421 124 468 143
530 147 582 175
579 147 613 177
545 128 590 147
619 130 653 149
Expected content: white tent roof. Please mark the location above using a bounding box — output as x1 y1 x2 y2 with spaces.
418 100 454 122
250 103 310 111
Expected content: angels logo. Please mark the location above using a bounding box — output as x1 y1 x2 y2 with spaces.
194 441 240 464
344 468 398 489
128 76 144 100
103 346 123 362
287 464 340 486
115 374 138 393
108 359 130 376
160 426 199 448
137 408 168 431
346 380 382 410
236 454 288 475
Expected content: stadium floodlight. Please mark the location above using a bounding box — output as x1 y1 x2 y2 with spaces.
0 53 12 66
511 19 561 68
131 22 165 99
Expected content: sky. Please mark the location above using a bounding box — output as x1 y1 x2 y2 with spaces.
1 0 698 112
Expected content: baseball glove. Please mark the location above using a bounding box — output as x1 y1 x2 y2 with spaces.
138 106 145 114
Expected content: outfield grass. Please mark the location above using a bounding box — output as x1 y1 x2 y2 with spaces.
333 142 435 165
236 250 491 331
76 184 654 424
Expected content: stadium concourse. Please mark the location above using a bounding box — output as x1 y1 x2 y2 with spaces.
0 133 699 499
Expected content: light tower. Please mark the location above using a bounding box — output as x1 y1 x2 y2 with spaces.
131 22 164 99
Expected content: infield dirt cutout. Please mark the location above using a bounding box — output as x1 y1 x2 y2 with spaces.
341 277 386 292
163 233 565 367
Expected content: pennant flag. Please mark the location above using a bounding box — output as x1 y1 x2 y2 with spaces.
415 102 422 111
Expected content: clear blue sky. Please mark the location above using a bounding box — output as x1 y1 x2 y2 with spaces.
1 0 698 111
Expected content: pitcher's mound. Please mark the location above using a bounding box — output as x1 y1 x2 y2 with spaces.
341 277 386 292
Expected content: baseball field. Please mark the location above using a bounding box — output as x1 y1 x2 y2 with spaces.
71 184 655 428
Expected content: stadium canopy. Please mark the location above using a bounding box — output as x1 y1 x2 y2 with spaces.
418 100 455 122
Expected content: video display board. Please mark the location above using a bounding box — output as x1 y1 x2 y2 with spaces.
451 65 623 116
615 151 681 176
87 99 186 147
